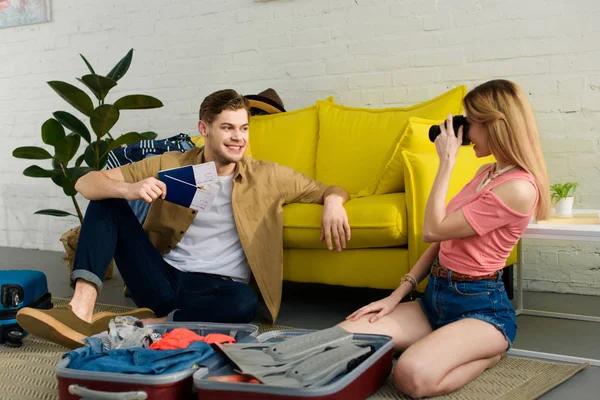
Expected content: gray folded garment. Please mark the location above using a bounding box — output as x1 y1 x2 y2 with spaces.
94 316 157 350
219 326 372 387
221 326 353 367
256 343 373 388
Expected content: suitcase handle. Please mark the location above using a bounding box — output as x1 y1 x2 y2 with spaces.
68 385 147 400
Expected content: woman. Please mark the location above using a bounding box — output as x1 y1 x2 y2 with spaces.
339 79 550 398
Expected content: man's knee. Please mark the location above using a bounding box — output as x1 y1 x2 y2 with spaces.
128 286 176 319
86 198 130 215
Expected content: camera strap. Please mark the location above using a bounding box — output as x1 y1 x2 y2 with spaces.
476 164 517 192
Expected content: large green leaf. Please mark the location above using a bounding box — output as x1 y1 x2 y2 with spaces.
47 81 94 117
65 167 93 182
91 105 120 138
79 54 95 74
53 111 91 143
51 174 64 188
55 134 81 163
140 131 158 140
61 176 77 196
23 165 60 178
107 48 133 82
78 74 118 101
75 154 85 167
114 95 163 110
41 119 65 146
104 137 114 147
52 158 62 170
84 140 110 169
103 132 145 154
13 146 53 160
35 209 78 218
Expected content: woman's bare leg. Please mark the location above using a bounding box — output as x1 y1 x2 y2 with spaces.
393 318 508 398
338 301 433 351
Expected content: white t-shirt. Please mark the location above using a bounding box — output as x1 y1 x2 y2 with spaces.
163 174 251 282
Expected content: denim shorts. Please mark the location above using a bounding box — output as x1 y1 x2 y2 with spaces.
417 269 517 349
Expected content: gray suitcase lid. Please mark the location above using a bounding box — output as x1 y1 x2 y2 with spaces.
193 329 393 397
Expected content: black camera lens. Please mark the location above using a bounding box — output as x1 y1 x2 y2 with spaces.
428 115 471 145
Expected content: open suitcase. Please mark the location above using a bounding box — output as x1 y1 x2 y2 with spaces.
194 329 394 400
55 322 258 400
0 269 52 348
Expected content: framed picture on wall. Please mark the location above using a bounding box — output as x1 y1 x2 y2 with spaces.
0 0 51 29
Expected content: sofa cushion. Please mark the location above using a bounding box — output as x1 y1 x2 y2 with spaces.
191 135 204 147
374 117 439 195
315 86 465 196
249 97 333 179
283 193 408 249
402 148 497 272
283 248 409 289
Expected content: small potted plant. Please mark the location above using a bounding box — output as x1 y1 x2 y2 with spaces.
550 182 579 215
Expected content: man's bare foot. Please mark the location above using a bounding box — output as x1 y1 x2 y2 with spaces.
141 316 168 325
69 303 93 323
69 279 99 323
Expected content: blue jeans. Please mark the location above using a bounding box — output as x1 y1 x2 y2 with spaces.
71 199 258 323
66 339 215 374
417 268 517 349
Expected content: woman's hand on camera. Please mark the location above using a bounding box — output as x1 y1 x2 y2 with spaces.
345 296 399 323
435 114 463 163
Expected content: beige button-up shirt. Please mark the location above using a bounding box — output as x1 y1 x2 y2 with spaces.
120 147 328 321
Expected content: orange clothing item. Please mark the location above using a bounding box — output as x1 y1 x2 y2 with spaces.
208 375 260 384
203 333 236 345
149 328 236 350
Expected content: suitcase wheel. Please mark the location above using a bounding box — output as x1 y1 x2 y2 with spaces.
4 329 24 348
1 286 23 308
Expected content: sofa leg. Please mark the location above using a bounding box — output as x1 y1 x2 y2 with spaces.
502 264 514 300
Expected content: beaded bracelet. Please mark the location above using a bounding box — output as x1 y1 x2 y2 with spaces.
405 273 418 289
400 273 418 300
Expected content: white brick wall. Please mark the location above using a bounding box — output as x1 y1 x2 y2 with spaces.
1 0 599 294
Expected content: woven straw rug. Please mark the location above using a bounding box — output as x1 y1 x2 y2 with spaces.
0 298 588 400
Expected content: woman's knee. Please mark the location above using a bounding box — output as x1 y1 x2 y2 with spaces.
394 356 434 399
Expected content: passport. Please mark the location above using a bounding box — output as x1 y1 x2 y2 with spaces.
157 162 218 212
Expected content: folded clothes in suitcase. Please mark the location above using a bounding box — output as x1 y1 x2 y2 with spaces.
55 322 258 400
0 269 52 348
194 329 394 400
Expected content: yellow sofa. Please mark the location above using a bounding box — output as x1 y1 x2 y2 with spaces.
198 86 516 291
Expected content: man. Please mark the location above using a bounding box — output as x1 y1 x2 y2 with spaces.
17 89 351 349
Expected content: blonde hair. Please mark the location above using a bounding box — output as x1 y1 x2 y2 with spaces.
464 79 551 220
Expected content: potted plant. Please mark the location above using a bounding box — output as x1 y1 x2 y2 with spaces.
12 48 163 277
550 182 579 215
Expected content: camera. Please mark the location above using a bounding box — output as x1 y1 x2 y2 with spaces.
428 115 471 145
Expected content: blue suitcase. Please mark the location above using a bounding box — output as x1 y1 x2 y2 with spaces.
0 270 53 347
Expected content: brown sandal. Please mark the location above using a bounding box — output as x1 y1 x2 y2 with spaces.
16 306 93 349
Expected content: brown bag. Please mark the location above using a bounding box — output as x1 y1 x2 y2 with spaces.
60 226 114 280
